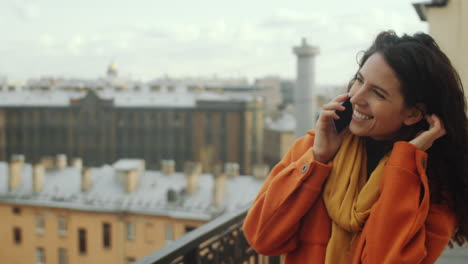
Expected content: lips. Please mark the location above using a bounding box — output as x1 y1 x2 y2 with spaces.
353 110 373 120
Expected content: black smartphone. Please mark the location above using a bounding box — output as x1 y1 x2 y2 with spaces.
332 97 353 133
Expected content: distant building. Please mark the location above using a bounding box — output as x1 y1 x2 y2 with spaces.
413 0 468 98
0 86 264 175
0 157 264 263
263 110 296 168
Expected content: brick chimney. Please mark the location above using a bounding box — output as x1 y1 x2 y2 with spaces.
253 164 270 180
56 154 67 170
8 154 24 191
81 168 92 192
184 161 202 194
161 160 175 175
224 162 239 178
71 157 83 169
212 164 227 207
32 163 45 193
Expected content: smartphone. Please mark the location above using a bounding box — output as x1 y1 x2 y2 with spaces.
332 97 353 133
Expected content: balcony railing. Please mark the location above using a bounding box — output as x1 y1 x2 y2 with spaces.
135 207 281 264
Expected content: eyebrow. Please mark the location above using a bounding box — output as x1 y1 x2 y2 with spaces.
357 71 390 97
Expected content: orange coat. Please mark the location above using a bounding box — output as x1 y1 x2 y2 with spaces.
243 130 456 263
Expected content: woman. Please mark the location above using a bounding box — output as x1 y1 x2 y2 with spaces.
243 30 468 263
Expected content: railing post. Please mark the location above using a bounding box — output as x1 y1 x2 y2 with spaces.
269 255 281 264
183 248 198 264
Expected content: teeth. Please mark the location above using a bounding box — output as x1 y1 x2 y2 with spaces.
353 110 373 120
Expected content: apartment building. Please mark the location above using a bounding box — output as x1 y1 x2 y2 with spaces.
0 156 264 264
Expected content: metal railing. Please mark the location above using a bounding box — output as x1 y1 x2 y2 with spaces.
135 207 281 264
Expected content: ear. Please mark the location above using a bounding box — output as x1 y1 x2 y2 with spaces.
403 103 426 126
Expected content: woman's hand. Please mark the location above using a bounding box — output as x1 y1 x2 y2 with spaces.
312 93 350 163
409 114 446 151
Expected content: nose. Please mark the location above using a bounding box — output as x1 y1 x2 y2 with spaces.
349 82 368 106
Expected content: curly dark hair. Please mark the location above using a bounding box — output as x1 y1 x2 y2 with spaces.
350 30 468 246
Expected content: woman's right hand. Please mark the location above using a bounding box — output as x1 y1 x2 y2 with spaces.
312 93 350 163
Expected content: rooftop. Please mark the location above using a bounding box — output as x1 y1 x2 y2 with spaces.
0 162 264 221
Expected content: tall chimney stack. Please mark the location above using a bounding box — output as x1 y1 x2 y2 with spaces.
293 38 320 138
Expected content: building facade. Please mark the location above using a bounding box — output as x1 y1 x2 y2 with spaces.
0 88 264 175
0 158 263 264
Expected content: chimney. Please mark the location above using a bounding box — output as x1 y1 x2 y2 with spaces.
253 164 270 180
124 169 139 193
161 160 175 175
184 161 202 194
212 164 227 207
32 163 45 193
40 156 55 170
56 154 67 170
81 168 92 192
8 155 25 191
71 157 83 169
224 162 239 178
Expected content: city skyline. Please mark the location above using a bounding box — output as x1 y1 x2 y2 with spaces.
1 0 427 85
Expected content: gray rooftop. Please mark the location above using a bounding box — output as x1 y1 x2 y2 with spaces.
0 162 264 221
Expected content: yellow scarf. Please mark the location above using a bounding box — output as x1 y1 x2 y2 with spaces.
323 133 389 264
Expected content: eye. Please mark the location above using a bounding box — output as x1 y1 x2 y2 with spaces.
373 89 385 99
355 75 364 83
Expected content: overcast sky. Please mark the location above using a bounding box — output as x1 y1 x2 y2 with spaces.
0 0 427 85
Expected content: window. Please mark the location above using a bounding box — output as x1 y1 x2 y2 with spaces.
103 223 111 248
165 224 174 245
78 228 87 255
58 217 67 236
36 248 45 264
58 248 67 264
36 215 45 234
12 207 21 215
126 222 135 241
185 225 196 233
13 227 21 244
126 257 136 264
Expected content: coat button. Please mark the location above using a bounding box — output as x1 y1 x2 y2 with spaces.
421 157 427 170
301 164 309 174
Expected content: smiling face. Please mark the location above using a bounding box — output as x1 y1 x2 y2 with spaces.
348 52 421 140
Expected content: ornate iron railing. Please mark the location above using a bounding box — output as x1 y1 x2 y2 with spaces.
135 207 281 264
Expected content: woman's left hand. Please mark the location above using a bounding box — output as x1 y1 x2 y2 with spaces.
409 114 446 151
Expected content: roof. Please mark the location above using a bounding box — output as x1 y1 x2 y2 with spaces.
0 162 264 221
0 89 257 108
413 0 449 21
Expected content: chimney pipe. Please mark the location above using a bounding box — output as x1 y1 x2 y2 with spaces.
224 162 239 178
40 156 55 170
71 158 83 169
212 164 226 207
81 168 92 192
32 163 45 193
184 161 202 194
124 169 139 193
161 160 175 175
56 154 67 170
253 164 270 180
8 154 24 191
